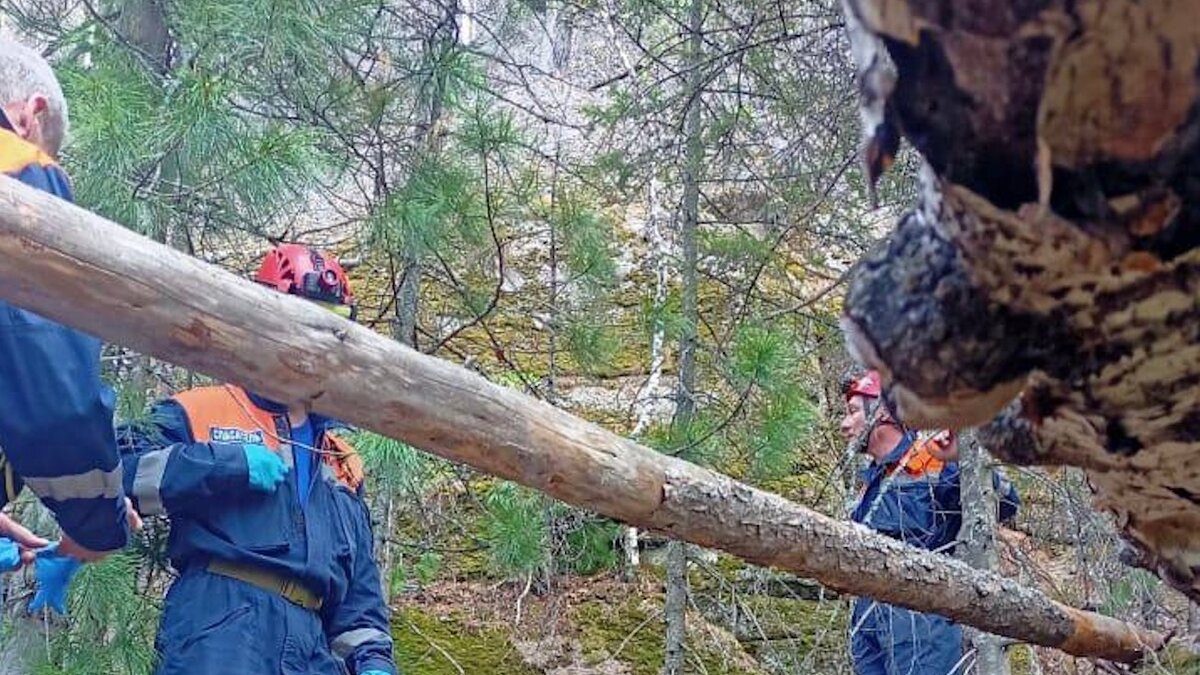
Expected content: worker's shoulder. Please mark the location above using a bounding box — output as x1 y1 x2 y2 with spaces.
0 130 71 196
0 129 50 171
898 446 945 478
0 300 96 341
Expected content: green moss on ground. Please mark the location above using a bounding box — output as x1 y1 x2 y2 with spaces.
574 597 763 675
392 607 540 675
1133 643 1200 675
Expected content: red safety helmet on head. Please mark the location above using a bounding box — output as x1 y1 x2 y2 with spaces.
844 370 882 402
255 243 357 320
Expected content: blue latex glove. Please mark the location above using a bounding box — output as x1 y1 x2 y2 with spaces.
244 443 288 492
0 537 20 572
29 543 81 614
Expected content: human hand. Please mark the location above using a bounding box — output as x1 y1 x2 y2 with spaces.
924 430 959 462
244 444 288 492
0 513 49 568
28 543 82 615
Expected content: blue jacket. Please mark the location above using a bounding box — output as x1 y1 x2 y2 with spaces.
0 112 128 553
119 388 395 674
852 434 1019 552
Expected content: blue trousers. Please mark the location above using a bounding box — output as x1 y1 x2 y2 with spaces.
851 597 963 675
154 569 345 675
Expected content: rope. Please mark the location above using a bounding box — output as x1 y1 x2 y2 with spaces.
219 384 351 458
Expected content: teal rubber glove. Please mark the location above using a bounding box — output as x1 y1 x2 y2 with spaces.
244 443 288 492
29 543 81 614
361 671 391 675
0 537 20 572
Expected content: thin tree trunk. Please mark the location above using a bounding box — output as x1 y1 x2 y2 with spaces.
0 174 1165 663
627 178 671 581
663 540 688 674
394 254 420 349
394 14 453 350
663 0 706 671
542 143 561 593
958 435 1010 675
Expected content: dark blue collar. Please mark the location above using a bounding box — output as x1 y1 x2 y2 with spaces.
859 432 916 482
877 432 916 466
0 109 12 132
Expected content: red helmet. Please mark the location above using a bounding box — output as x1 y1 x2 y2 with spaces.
844 370 882 401
255 244 357 318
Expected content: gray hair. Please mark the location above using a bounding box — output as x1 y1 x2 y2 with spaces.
0 36 67 156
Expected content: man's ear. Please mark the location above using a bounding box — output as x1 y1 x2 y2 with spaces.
28 94 48 117
9 95 47 141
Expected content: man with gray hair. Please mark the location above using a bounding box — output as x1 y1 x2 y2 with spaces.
0 35 138 578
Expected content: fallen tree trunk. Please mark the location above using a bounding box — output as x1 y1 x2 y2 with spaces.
0 176 1164 662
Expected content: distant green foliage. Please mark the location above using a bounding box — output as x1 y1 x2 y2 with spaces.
563 317 620 376
563 518 621 576
352 431 443 496
370 157 489 257
391 550 444 594
730 325 796 389
481 482 548 579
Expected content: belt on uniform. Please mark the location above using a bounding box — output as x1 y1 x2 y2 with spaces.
206 559 323 611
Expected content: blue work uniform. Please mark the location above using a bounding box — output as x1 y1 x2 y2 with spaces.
0 111 128 553
119 385 396 675
849 434 1020 675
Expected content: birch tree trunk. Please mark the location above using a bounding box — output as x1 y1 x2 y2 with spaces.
626 178 672 581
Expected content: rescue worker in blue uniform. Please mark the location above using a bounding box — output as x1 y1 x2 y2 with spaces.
842 370 1019 675
0 37 133 566
119 244 396 675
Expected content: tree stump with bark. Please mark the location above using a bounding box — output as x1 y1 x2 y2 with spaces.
840 0 1200 600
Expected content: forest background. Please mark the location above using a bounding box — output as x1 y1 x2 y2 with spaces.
0 1 1188 674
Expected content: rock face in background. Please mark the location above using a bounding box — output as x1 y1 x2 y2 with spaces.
839 0 1200 600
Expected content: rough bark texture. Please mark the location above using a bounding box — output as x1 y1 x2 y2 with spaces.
840 0 1200 601
0 176 1164 662
663 0 706 669
958 437 1010 675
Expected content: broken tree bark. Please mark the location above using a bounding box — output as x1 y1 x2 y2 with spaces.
0 175 1164 663
839 0 1200 601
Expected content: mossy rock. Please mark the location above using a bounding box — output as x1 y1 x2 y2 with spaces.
392 607 539 675
574 598 763 675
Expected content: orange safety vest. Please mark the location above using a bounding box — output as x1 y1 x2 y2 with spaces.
898 435 946 477
172 386 365 493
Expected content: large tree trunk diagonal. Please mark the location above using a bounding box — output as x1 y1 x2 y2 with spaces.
840 0 1200 599
0 176 1165 662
